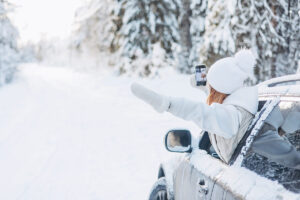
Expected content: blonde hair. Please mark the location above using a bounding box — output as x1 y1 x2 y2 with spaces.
206 86 228 105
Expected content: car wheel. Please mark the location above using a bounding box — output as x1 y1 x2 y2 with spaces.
149 177 169 200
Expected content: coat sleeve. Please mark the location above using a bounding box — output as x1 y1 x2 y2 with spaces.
168 97 242 139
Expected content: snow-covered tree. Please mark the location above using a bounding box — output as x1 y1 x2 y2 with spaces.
118 42 177 77
199 0 237 67
72 0 117 54
118 0 179 58
189 0 207 67
70 0 298 79
0 0 19 85
284 0 300 76
201 0 300 82
115 0 180 76
18 42 36 63
177 0 192 73
71 0 209 76
68 0 123 70
234 0 300 82
177 0 207 72
116 0 208 75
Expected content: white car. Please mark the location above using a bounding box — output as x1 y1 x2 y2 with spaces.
148 74 300 200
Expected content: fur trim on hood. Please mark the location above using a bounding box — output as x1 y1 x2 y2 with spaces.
223 86 258 114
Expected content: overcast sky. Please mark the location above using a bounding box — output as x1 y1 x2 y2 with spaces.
9 0 85 43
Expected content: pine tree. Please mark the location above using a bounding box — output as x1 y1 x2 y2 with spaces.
189 0 207 67
115 0 180 76
234 0 300 82
177 0 192 73
0 0 19 85
284 0 300 76
71 0 209 76
199 0 237 67
176 0 207 73
199 0 299 82
72 0 117 54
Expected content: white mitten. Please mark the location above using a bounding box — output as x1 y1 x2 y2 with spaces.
131 82 170 113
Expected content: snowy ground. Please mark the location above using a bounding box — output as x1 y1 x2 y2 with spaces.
0 63 204 200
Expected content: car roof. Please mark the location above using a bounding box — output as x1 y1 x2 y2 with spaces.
258 74 300 100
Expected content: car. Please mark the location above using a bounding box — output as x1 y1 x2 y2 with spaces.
148 74 300 200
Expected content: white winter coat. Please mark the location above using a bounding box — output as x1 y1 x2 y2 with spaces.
167 86 258 163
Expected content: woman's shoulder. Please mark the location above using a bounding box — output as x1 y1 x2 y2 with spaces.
223 86 258 115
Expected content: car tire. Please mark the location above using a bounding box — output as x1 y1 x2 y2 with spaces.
148 177 169 200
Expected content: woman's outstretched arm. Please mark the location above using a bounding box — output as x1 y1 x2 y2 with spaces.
168 97 242 139
131 82 242 139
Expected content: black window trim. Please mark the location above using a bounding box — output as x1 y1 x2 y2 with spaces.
229 98 281 165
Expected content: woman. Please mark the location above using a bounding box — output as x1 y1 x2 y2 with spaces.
131 49 258 164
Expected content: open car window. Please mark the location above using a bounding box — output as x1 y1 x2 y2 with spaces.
229 98 280 166
243 100 300 193
277 101 300 148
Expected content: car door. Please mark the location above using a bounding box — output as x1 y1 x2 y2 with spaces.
241 98 300 193
212 99 279 200
173 159 215 200
173 97 294 200
173 99 278 200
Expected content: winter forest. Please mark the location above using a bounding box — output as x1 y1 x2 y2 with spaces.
70 0 300 82
1 0 300 83
0 0 300 199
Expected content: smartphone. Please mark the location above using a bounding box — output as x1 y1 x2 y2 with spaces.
195 65 207 86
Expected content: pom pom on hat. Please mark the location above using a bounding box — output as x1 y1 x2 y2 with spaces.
207 49 256 94
234 49 256 76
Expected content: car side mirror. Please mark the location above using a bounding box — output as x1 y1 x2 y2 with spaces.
165 129 192 153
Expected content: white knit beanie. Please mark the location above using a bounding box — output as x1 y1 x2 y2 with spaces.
207 49 256 94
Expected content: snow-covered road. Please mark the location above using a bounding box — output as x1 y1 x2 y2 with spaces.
0 64 204 200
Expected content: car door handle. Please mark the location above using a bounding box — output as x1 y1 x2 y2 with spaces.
198 179 208 195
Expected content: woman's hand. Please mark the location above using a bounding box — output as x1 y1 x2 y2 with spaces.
131 82 170 113
190 75 209 95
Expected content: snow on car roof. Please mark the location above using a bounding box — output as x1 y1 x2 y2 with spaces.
258 74 300 98
259 74 300 87
259 85 300 98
